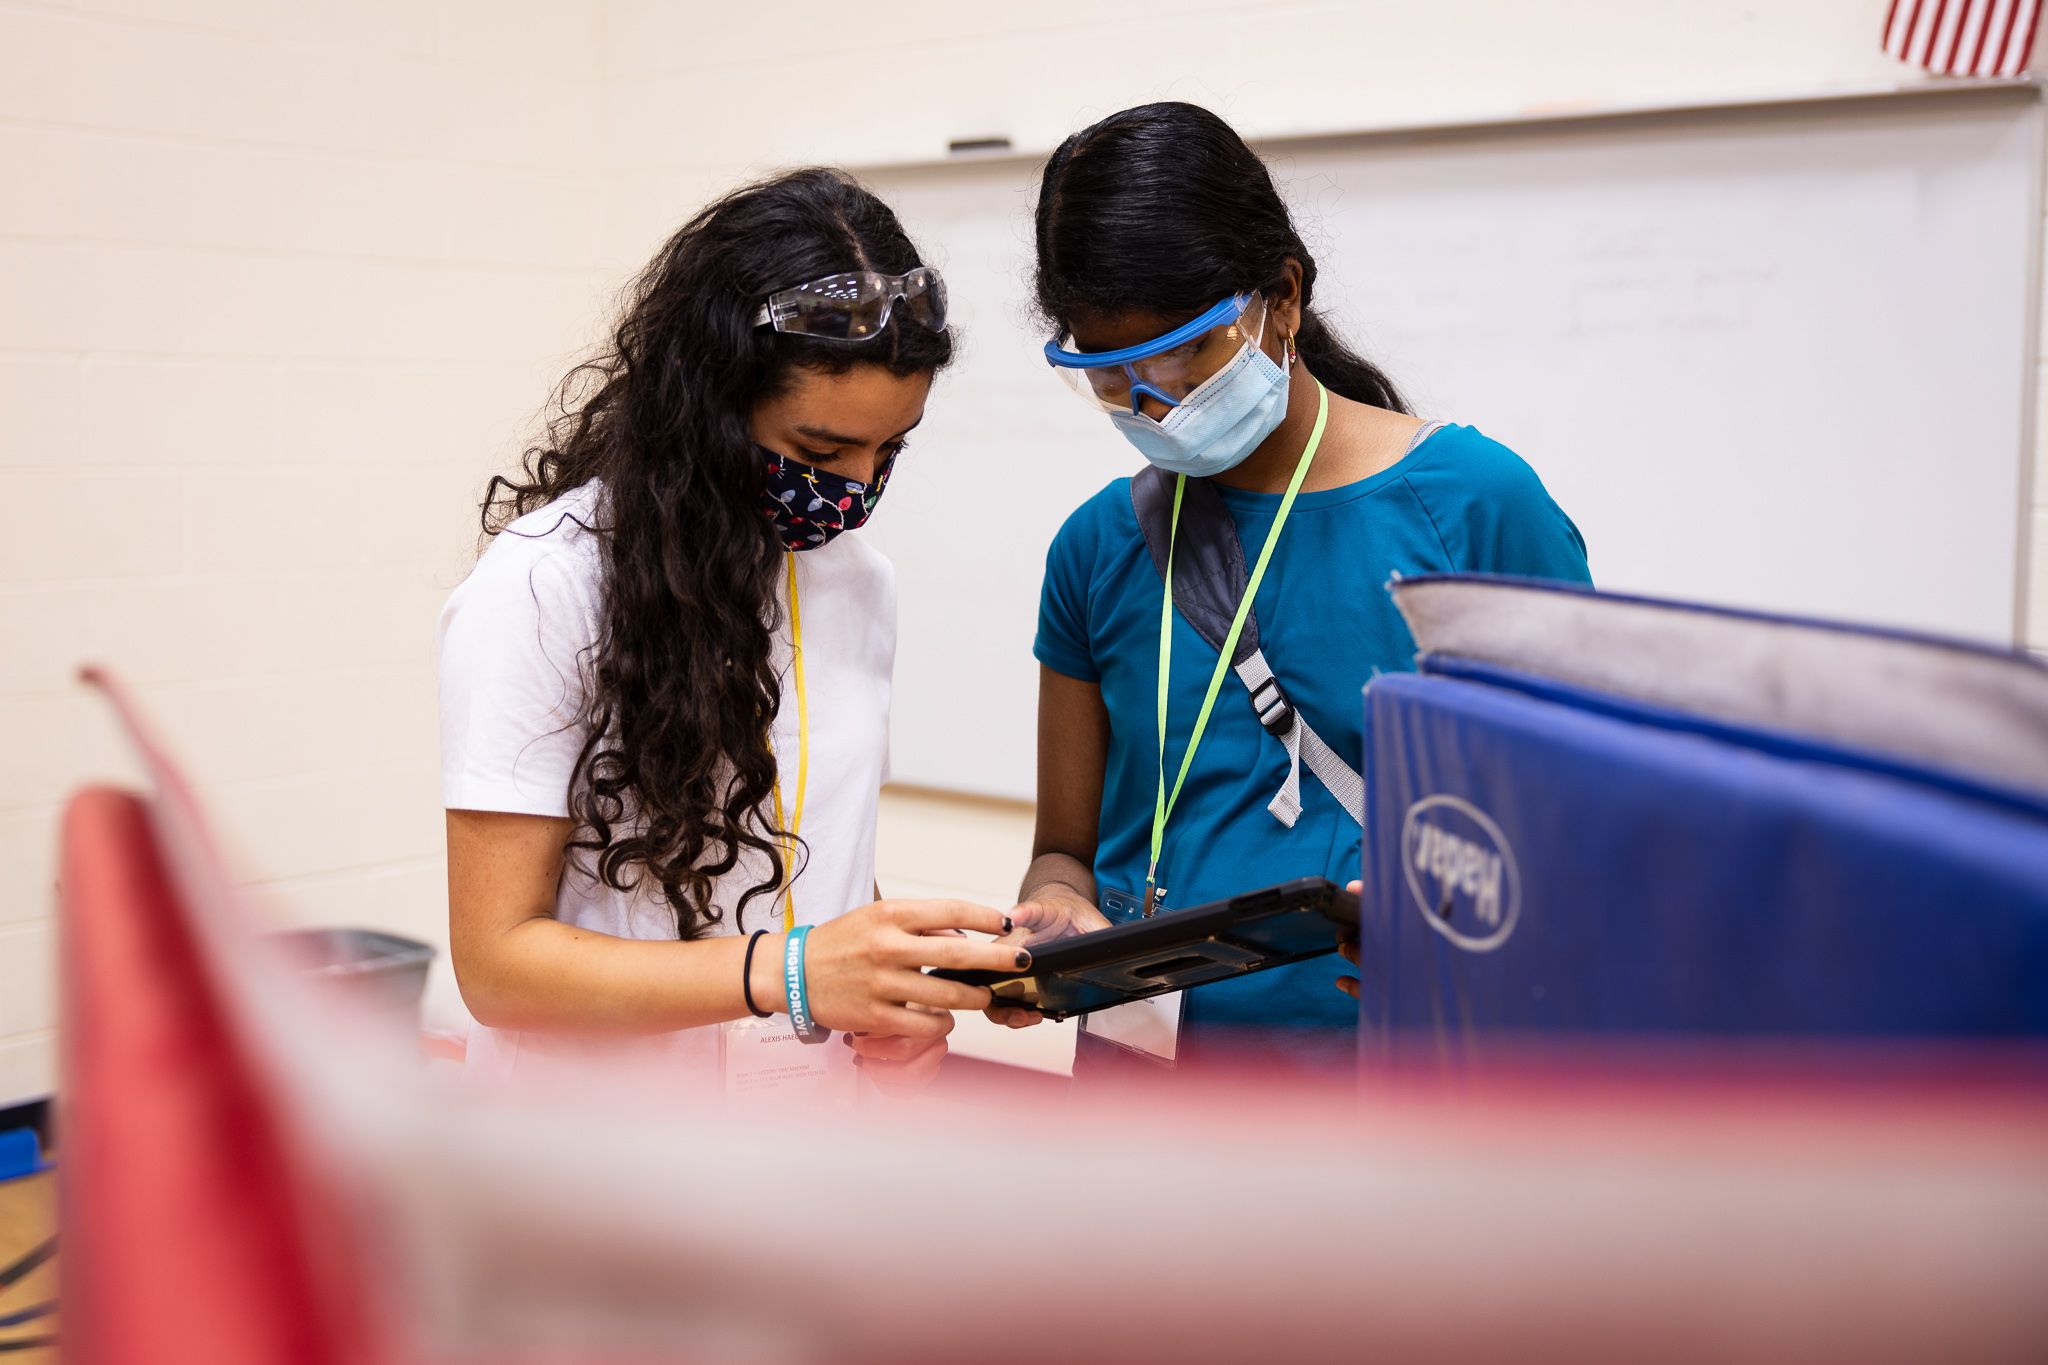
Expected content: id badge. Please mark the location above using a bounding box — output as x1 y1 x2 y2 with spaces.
719 1015 857 1109
1084 886 1181 1064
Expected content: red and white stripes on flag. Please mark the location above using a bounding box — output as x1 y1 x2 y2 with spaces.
1885 0 2041 76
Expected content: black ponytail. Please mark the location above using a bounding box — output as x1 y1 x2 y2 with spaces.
1034 101 1406 414
1292 309 1403 413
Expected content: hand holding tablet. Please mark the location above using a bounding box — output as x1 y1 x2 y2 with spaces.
935 878 1360 1022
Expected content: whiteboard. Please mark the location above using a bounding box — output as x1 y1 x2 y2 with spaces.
863 89 2043 801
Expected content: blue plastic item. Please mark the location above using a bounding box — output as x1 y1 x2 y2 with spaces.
0 1127 46 1181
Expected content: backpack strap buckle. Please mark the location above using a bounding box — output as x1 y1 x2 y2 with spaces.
1248 673 1296 738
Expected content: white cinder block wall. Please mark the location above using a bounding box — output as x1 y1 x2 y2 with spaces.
5 1 2046 1101
0 0 612 1104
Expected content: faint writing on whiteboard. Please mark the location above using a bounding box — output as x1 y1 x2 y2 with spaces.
1567 263 1780 336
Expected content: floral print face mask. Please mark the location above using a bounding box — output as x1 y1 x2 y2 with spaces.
756 444 896 552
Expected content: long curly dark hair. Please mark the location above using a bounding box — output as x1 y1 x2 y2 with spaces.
481 168 952 938
1034 101 1407 413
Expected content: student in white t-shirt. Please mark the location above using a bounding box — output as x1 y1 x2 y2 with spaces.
437 169 1023 1096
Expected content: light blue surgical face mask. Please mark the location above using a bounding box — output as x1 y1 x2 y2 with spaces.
1107 335 1291 478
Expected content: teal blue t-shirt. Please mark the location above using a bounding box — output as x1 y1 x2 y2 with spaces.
1034 424 1592 1073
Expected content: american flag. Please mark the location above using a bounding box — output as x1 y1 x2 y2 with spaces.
1885 0 2041 75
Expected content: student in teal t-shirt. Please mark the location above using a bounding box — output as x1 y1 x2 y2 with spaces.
993 103 1592 1078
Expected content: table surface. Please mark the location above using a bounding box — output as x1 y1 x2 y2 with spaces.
0 1168 56 1362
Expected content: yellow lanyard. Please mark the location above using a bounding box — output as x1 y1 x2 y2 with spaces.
1146 382 1329 914
771 551 809 931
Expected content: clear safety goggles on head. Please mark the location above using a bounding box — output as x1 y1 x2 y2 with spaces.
752 266 948 341
1043 293 1268 414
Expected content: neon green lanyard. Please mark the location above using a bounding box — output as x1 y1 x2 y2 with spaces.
1146 381 1330 913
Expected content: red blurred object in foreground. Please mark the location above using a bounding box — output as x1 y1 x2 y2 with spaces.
60 787 372 1364
60 665 379 1365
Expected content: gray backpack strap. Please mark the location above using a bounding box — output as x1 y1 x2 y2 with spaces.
1234 647 1366 826
1403 420 1446 457
1130 468 1365 829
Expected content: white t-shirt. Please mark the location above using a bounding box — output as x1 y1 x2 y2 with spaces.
436 480 893 1084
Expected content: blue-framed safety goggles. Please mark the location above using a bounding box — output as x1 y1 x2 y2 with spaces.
1043 293 1264 414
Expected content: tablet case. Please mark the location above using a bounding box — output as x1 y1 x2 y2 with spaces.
933 877 1358 1021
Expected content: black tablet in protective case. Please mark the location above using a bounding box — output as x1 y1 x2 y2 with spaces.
930 877 1359 1021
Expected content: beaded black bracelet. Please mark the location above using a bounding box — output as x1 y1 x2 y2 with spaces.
740 929 774 1018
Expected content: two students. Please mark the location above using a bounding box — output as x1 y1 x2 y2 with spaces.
440 106 1589 1088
